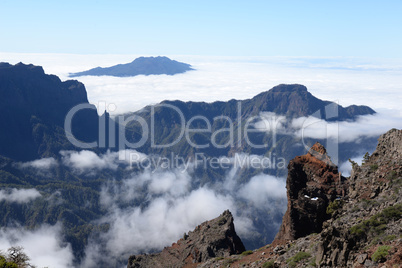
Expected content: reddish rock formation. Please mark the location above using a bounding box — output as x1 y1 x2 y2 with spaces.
173 130 402 267
275 142 347 240
127 210 245 268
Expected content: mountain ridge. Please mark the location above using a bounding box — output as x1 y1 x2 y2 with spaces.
0 62 376 162
155 84 375 121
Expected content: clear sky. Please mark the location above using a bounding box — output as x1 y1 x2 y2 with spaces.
1 0 401 57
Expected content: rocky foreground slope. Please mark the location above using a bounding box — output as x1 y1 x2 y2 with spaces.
127 210 245 267
127 129 402 267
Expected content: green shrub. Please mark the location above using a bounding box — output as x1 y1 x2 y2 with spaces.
262 260 275 268
287 252 311 267
383 234 396 242
362 152 370 164
382 204 402 219
222 258 237 266
241 250 253 256
183 232 188 240
348 158 358 168
308 257 317 267
326 200 342 215
387 170 397 181
371 245 391 262
350 204 402 239
0 255 18 268
370 164 378 171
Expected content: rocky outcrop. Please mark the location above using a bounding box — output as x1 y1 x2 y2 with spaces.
313 129 402 267
204 129 401 267
127 210 245 268
275 142 347 241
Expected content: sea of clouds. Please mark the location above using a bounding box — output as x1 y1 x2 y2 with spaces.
1 53 402 115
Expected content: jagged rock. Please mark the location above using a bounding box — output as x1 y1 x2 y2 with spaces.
126 210 245 268
275 142 347 241
356 253 368 264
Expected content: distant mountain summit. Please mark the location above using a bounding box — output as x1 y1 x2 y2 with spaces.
242 84 375 119
69 56 193 77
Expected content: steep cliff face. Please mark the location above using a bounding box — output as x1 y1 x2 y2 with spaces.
0 62 99 160
275 142 347 241
127 210 245 268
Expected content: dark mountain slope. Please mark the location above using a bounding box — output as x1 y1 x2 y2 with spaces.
0 62 99 160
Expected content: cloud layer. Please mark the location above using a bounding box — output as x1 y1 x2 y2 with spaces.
0 188 41 203
256 109 402 144
18 157 58 169
60 149 146 174
82 164 286 267
1 53 402 116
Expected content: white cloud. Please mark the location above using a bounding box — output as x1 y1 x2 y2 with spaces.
83 163 275 267
238 174 287 206
84 186 255 267
295 110 402 143
0 188 41 203
339 155 364 177
61 150 118 171
256 109 402 144
60 149 147 173
147 170 191 197
0 224 74 268
18 157 58 169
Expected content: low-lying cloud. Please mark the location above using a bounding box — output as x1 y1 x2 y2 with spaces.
256 109 402 144
18 157 58 169
0 188 41 203
238 174 286 206
83 163 286 267
60 149 146 174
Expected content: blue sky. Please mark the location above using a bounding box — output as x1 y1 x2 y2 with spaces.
1 0 401 57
